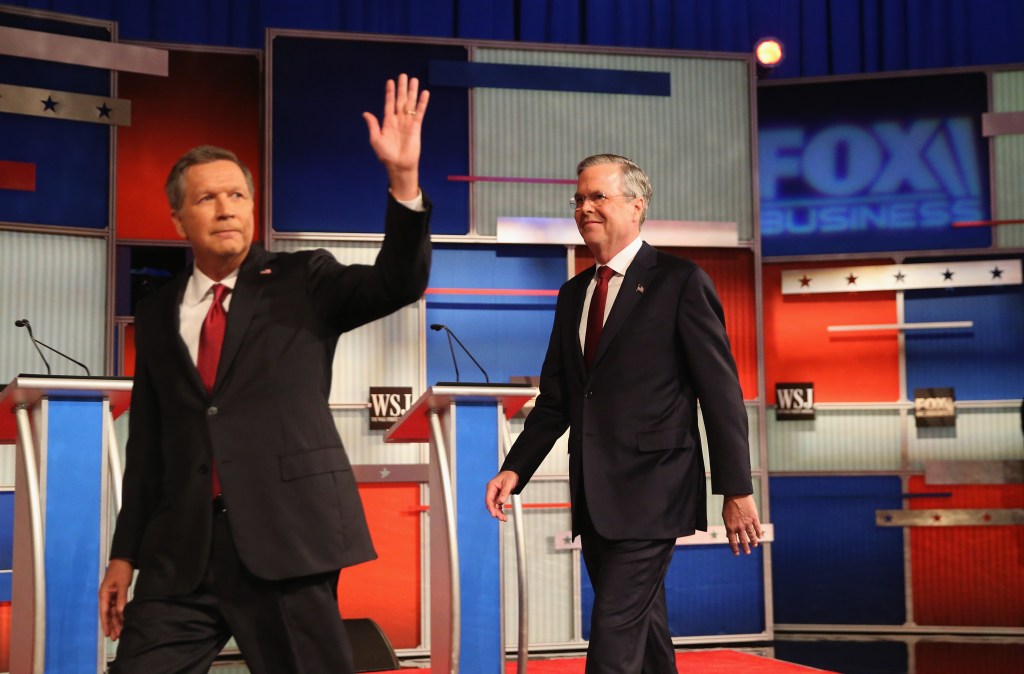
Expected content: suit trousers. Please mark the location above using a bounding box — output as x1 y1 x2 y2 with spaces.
579 491 679 674
110 505 355 674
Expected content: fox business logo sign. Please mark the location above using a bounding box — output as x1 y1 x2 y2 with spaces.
368 386 414 431
760 117 984 238
914 387 955 428
775 382 815 420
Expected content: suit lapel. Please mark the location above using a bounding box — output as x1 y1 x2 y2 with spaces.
160 271 209 397
214 245 273 394
591 242 657 369
567 271 592 381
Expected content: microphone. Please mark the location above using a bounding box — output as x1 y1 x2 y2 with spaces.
430 323 490 383
15 318 91 376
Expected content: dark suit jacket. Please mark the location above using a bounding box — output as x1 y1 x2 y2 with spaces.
110 195 431 596
501 241 751 541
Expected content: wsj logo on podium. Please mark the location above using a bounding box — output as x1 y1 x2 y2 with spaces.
368 386 414 430
914 387 956 428
776 382 815 420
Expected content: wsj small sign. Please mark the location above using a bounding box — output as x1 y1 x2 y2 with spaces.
776 383 815 420
368 386 413 431
914 387 955 428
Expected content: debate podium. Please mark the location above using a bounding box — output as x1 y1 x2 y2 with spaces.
386 384 538 674
0 375 132 674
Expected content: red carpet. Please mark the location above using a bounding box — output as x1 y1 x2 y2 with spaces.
384 649 836 672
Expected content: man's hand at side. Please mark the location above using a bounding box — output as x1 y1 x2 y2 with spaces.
485 470 520 522
99 558 134 640
723 494 763 556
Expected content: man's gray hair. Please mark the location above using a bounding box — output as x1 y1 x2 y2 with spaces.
165 145 255 212
576 154 653 225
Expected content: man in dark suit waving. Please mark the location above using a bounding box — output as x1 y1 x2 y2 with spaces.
98 74 431 673
486 154 762 673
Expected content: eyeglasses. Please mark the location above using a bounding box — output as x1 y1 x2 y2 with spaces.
569 192 637 210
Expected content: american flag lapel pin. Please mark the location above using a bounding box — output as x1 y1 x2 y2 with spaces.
259 268 273 275
636 284 645 294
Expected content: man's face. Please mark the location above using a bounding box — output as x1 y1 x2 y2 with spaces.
574 163 643 263
171 160 254 275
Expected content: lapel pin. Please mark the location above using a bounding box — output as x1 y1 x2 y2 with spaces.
636 284 645 294
259 268 273 275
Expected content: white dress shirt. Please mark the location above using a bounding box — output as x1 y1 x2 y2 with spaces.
179 267 238 366
578 235 644 350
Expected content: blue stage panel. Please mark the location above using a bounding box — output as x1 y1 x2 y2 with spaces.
770 476 905 625
0 491 11 602
454 401 502 673
0 13 111 229
44 398 104 670
270 37 469 235
426 245 565 385
904 281 1024 401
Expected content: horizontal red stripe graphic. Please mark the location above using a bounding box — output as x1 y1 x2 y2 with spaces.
0 160 36 191
952 218 1024 227
426 287 559 296
448 174 576 185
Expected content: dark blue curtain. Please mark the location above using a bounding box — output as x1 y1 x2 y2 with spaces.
9 0 1024 78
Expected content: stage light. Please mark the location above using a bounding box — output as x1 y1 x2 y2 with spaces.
754 37 784 69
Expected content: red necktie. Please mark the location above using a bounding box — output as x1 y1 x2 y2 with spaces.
584 266 614 370
197 283 229 495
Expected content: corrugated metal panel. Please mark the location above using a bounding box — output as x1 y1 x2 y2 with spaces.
0 231 107 382
272 239 422 406
907 407 1023 469
0 444 13 488
767 409 903 471
990 71 1024 249
472 49 754 240
501 479 574 647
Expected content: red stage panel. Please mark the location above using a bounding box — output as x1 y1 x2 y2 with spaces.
0 160 35 191
576 247 758 400
122 324 136 377
338 483 422 649
915 641 1024 674
117 50 261 241
908 476 1024 626
763 261 899 403
0 602 8 672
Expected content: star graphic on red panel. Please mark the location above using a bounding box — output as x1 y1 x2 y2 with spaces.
846 274 858 285
799 275 811 287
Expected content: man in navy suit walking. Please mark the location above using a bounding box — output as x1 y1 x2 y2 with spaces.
486 154 763 673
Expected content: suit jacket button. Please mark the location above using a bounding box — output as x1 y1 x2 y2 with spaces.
584 391 593 399
207 406 218 416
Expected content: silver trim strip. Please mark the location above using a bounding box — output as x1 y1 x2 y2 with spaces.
0 25 168 75
827 321 974 332
428 410 460 674
15 404 46 674
498 411 529 673
106 405 122 514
